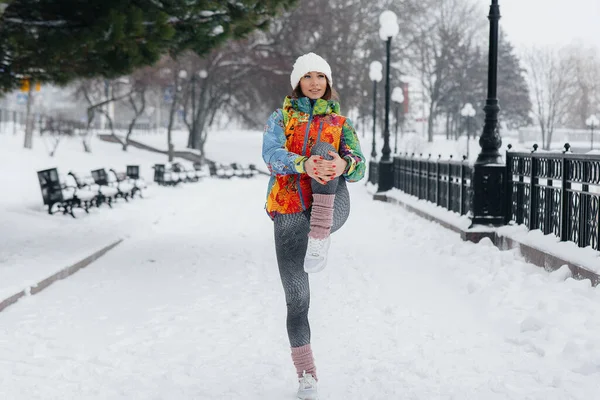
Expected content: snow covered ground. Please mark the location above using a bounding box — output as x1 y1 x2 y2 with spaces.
1 129 600 399
0 130 187 301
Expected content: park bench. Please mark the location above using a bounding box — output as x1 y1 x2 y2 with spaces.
248 164 260 177
193 162 211 179
166 163 187 184
207 161 231 179
37 168 77 217
107 168 136 200
230 163 255 178
68 171 114 208
62 172 98 212
171 162 198 183
126 165 148 197
90 168 121 203
230 163 244 178
223 164 235 178
152 164 179 186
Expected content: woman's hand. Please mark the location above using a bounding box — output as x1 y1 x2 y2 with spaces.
328 151 348 178
305 151 348 185
305 155 328 185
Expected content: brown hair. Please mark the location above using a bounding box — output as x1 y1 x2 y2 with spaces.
291 82 339 101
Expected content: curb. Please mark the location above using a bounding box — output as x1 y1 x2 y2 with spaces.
374 193 600 286
373 193 496 243
0 239 124 313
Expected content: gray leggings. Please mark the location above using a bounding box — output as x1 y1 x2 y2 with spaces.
273 142 350 347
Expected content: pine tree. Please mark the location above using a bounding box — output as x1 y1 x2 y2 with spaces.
0 0 292 92
0 0 10 16
496 32 532 130
0 0 174 91
164 0 293 57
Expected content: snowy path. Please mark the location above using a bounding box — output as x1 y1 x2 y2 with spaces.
0 177 599 399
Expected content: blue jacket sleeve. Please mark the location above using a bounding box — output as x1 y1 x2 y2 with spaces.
262 109 308 175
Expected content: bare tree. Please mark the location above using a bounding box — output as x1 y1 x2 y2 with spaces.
123 90 146 150
75 78 133 152
40 114 78 157
178 50 234 162
120 67 160 151
563 44 600 129
223 0 430 129
407 0 484 142
155 57 185 162
523 46 575 150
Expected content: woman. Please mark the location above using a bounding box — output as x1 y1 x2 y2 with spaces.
262 52 365 399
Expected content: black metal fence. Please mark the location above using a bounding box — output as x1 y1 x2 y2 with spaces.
369 144 600 253
390 153 473 216
507 147 600 251
369 154 473 216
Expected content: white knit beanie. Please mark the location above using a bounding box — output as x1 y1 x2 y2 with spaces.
290 52 333 89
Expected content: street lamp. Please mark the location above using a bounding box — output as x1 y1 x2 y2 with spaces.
471 0 504 225
586 114 598 150
178 69 188 90
460 103 476 158
369 61 383 159
392 86 404 154
368 61 383 185
166 69 188 161
377 10 399 192
190 71 207 122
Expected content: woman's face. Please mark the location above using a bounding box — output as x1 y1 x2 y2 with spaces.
299 71 327 100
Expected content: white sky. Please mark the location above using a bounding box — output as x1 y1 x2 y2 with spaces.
499 0 600 50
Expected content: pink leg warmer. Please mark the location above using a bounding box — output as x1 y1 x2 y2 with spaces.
291 344 318 380
309 194 335 240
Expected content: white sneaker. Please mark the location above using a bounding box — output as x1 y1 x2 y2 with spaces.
304 236 331 273
297 372 318 400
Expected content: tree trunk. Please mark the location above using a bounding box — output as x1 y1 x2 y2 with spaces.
187 127 194 149
82 109 95 153
166 94 178 162
100 110 126 148
538 121 546 150
427 110 435 143
124 91 146 152
546 128 553 150
454 113 459 140
198 139 206 164
49 137 61 157
23 85 34 149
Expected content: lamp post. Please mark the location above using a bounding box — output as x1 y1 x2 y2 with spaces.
377 10 400 192
392 86 404 154
166 69 187 161
471 0 505 225
460 103 476 159
369 61 383 159
586 114 598 150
